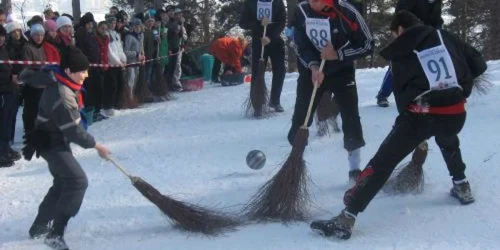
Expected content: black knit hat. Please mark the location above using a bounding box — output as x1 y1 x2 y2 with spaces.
80 13 95 26
60 46 90 73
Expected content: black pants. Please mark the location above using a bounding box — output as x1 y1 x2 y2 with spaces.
34 145 88 225
103 68 119 110
166 52 180 89
288 65 365 151
22 85 43 134
1 92 17 153
251 36 286 105
83 68 104 112
344 112 467 213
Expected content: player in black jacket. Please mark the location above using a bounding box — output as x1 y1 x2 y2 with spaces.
376 0 444 107
23 46 111 250
310 11 487 240
290 0 374 181
239 0 287 112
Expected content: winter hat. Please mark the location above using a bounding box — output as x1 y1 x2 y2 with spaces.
56 16 73 29
105 14 117 23
44 19 58 32
174 8 182 14
80 13 94 26
130 18 142 27
60 46 90 73
6 22 22 34
30 24 45 36
61 13 74 21
165 5 175 12
0 25 7 37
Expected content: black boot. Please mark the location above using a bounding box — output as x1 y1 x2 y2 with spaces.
310 209 357 240
8 147 21 161
269 101 284 112
29 221 51 239
44 216 70 250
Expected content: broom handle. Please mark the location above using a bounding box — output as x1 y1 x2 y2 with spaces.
260 25 268 59
302 60 326 128
106 157 132 178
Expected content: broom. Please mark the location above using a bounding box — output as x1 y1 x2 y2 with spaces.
106 157 241 235
315 91 341 137
383 140 428 194
154 35 170 100
245 24 269 118
117 68 139 109
244 60 325 222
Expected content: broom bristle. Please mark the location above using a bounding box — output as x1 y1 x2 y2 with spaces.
154 61 170 98
119 82 139 109
383 141 428 194
244 59 270 118
134 66 150 104
131 176 241 235
243 128 310 222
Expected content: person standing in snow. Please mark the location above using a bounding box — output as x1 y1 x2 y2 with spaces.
289 0 374 182
124 18 145 99
239 0 287 112
376 0 444 107
105 15 127 115
23 46 110 250
310 11 487 240
167 8 187 92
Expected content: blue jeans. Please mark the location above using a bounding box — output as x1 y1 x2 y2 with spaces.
376 67 392 100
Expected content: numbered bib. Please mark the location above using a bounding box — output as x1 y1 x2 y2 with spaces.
305 18 331 51
257 0 272 21
415 31 459 93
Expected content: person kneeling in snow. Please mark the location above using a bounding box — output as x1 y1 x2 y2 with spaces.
209 36 250 84
310 11 487 240
21 46 111 250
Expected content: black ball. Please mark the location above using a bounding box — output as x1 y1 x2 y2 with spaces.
246 150 266 170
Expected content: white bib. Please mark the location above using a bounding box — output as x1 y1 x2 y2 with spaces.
414 30 460 99
257 0 273 21
299 4 331 51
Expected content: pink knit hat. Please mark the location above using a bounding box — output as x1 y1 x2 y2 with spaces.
44 19 57 32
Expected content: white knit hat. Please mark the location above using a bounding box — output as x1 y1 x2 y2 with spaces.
56 16 72 30
5 22 22 34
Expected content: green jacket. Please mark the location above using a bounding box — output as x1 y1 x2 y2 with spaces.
157 25 169 67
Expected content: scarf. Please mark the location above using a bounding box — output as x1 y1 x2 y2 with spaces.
42 42 61 63
96 33 110 70
50 66 84 109
316 4 359 32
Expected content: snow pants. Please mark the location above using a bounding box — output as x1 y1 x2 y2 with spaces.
344 111 467 213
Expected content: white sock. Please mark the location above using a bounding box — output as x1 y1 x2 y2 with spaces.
453 178 468 185
348 149 361 171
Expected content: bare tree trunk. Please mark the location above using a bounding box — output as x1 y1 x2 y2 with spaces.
286 0 297 72
154 0 163 9
202 0 211 42
72 0 81 24
135 0 145 14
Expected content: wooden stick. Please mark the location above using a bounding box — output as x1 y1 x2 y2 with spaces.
302 60 326 128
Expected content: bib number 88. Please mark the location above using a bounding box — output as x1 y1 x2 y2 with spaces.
309 29 329 48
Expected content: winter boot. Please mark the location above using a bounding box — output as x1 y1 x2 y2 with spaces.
44 234 69 250
269 102 284 112
450 179 474 205
310 209 356 239
29 221 51 239
377 98 389 107
8 147 21 161
0 155 14 168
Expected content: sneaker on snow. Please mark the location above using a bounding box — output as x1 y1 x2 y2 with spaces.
29 223 51 239
44 234 69 250
0 155 14 168
269 103 284 112
348 169 361 184
310 209 356 240
8 147 21 161
377 98 389 107
450 180 474 205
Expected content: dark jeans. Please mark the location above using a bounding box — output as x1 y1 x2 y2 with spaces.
103 69 119 110
376 67 393 100
83 68 104 112
0 92 17 153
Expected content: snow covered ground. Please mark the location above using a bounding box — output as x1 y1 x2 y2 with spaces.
1 61 500 250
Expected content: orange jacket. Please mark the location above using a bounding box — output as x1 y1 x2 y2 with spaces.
209 37 245 73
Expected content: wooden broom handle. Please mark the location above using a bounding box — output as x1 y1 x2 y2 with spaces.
106 156 132 178
260 25 268 59
302 60 326 128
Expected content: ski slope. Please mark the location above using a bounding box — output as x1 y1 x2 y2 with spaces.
1 61 499 250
